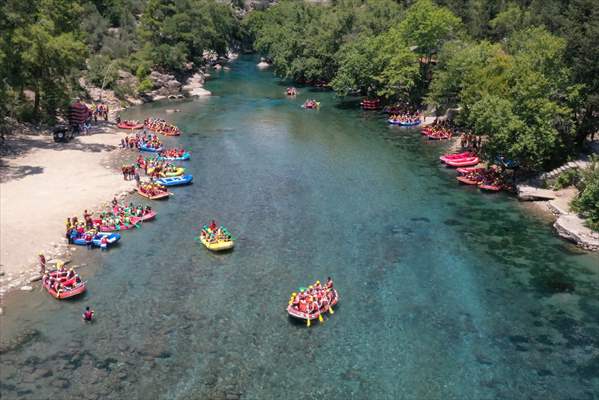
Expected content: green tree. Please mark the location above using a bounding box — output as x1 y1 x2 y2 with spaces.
398 0 462 64
572 157 599 231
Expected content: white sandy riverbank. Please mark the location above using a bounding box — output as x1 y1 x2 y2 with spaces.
0 124 135 294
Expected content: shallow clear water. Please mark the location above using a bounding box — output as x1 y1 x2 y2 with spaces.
1 57 598 400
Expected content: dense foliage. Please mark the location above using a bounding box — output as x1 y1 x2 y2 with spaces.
0 0 240 123
248 0 598 171
572 157 599 231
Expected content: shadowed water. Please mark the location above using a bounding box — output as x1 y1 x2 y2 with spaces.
1 57 598 400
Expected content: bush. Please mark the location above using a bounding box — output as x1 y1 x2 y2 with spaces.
572 157 599 231
137 78 153 94
553 168 581 189
87 54 119 88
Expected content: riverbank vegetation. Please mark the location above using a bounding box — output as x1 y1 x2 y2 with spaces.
249 0 597 168
0 0 241 124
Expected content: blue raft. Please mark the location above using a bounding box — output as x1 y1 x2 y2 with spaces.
157 152 190 161
139 143 163 153
387 119 421 126
155 174 193 187
73 232 121 247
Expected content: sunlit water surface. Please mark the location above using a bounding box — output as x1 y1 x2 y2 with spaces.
1 57 598 400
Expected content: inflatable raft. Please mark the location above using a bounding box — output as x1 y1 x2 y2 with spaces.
73 232 120 247
137 188 170 200
200 235 234 251
479 183 502 192
456 167 484 175
440 152 476 163
156 174 193 187
139 144 163 153
387 119 421 126
140 210 157 221
93 232 120 246
158 152 190 161
117 121 143 130
457 176 482 185
302 101 320 109
43 273 87 299
287 289 339 322
146 166 185 177
93 216 141 232
360 99 381 110
445 157 480 167
161 168 185 177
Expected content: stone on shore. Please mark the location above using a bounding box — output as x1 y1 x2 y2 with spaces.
554 215 599 251
182 73 211 97
257 61 270 69
517 185 557 201
20 285 33 291
257 57 270 69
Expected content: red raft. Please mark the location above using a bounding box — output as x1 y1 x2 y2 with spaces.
287 286 338 327
117 121 144 130
360 99 381 110
140 210 157 221
440 152 476 164
457 175 482 185
42 270 86 299
445 157 480 167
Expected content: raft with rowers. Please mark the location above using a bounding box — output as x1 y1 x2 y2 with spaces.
199 220 234 251
287 277 338 327
42 262 87 299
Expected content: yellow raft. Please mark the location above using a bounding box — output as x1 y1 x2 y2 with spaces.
147 167 185 177
200 236 235 251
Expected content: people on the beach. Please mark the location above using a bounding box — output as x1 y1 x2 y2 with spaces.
39 253 46 274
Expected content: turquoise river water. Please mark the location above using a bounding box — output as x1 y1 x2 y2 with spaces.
1 57 598 400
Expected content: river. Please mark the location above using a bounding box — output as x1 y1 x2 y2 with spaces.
1 56 598 400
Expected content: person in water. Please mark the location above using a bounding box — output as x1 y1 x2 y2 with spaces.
82 306 94 322
326 277 333 289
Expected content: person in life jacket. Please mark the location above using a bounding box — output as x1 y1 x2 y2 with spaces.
326 277 334 290
82 306 94 322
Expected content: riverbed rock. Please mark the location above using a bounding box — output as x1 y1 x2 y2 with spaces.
20 285 33 291
29 275 42 283
257 57 270 69
182 73 211 97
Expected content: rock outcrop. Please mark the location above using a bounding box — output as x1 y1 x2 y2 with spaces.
142 71 183 101
256 57 271 69
554 215 599 251
182 72 211 97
